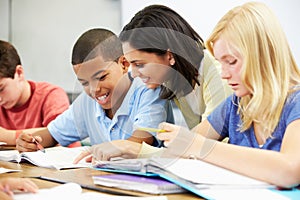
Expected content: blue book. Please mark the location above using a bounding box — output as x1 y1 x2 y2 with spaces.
92 174 186 194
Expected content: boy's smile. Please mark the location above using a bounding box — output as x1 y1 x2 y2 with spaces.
73 56 126 110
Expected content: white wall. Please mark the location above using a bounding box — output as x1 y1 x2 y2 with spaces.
1 0 299 93
121 0 300 66
9 0 121 93
0 0 9 40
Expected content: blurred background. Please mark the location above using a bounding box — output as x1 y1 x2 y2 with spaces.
0 0 299 94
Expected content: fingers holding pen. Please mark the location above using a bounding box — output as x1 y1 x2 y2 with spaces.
16 132 43 152
157 122 180 146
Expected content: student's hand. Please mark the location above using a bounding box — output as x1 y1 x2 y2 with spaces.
0 178 38 197
157 122 200 158
73 140 141 163
16 132 42 152
0 191 12 200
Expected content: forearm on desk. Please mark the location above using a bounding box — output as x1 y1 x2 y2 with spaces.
127 130 154 145
31 128 58 147
0 127 16 145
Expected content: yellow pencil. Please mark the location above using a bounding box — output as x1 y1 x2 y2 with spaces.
137 127 166 133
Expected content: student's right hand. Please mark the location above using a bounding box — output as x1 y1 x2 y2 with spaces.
73 140 141 163
16 132 43 152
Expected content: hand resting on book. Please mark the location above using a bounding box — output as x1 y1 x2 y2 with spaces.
73 140 141 163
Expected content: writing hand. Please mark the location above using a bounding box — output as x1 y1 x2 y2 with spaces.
16 133 43 152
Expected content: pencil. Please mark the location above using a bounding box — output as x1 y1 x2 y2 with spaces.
33 137 45 153
137 127 166 133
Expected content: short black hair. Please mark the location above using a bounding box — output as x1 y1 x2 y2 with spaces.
72 28 123 65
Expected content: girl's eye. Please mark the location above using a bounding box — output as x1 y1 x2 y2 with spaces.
97 74 108 81
81 82 88 87
228 59 237 65
135 63 144 68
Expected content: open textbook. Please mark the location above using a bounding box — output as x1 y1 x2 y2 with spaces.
93 158 285 199
0 146 91 170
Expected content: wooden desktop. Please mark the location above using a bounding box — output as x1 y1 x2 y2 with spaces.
0 161 202 200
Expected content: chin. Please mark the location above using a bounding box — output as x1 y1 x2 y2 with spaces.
146 83 160 89
100 104 112 110
235 91 251 98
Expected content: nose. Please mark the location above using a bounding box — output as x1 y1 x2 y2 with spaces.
221 65 231 80
89 81 101 96
130 65 141 78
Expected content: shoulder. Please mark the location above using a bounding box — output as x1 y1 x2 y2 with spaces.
200 50 221 74
32 81 66 94
284 89 300 111
280 89 300 126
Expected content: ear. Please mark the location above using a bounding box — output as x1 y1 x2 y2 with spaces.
118 56 130 72
166 49 175 66
14 65 25 80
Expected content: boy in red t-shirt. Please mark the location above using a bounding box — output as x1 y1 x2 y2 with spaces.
0 40 70 145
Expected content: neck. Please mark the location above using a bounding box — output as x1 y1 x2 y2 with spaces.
16 81 31 107
106 73 132 119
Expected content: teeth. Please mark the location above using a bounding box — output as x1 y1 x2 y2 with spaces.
141 77 149 83
97 93 108 101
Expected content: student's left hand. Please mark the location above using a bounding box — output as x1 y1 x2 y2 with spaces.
73 140 141 163
0 178 38 196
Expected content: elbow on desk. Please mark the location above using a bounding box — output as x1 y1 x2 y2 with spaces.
272 163 300 188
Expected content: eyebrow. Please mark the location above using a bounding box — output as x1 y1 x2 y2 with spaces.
129 60 142 64
77 69 106 82
91 69 106 79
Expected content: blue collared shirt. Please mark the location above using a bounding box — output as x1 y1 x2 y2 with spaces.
48 78 170 146
207 89 300 151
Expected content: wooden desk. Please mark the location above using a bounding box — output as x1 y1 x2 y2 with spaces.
0 161 202 199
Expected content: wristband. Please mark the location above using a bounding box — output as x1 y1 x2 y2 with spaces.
15 130 23 139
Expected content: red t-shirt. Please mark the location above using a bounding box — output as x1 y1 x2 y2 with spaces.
0 81 69 129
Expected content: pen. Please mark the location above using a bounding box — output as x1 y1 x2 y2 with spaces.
32 137 45 153
137 127 166 133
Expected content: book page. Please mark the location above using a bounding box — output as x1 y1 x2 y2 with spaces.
199 188 289 200
13 183 82 200
0 167 21 174
0 150 20 162
20 146 91 170
149 158 271 187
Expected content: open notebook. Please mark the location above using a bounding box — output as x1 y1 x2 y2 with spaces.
0 146 91 170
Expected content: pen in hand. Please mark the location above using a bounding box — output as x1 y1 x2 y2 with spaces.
32 137 45 153
137 127 167 133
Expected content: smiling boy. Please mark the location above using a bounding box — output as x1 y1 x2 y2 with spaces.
16 28 171 152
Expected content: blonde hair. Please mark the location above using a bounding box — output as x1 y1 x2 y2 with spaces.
206 2 300 139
